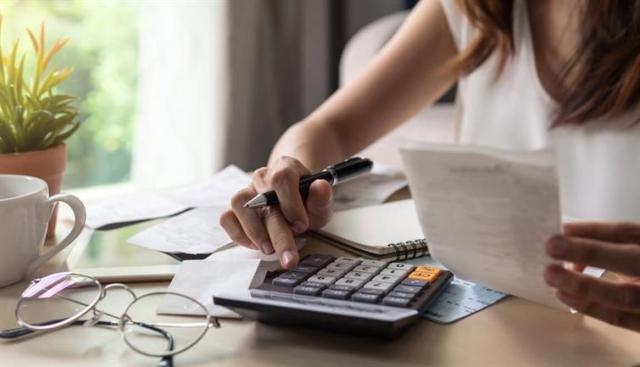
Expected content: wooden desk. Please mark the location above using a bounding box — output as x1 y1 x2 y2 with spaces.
2 222 640 366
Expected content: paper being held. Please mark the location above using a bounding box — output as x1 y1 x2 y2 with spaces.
401 142 565 310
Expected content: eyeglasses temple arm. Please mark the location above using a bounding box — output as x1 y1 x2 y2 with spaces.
0 318 72 340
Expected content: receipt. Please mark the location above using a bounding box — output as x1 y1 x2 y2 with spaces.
401 142 566 310
158 259 263 318
128 206 232 254
333 163 407 211
85 165 250 229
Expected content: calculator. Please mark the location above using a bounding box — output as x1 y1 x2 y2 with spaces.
213 254 453 337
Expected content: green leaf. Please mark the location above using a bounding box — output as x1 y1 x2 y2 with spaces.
13 106 25 151
15 55 25 105
0 22 80 152
38 68 73 95
50 121 80 148
0 118 16 152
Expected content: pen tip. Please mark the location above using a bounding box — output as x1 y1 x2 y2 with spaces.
243 195 266 209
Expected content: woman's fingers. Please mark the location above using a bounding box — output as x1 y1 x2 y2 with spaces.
219 210 255 249
544 264 640 311
268 157 311 234
262 207 299 269
230 187 273 254
563 222 640 244
555 290 640 332
546 235 640 277
221 157 334 268
306 179 334 229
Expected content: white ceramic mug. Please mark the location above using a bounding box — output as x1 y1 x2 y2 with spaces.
0 175 86 287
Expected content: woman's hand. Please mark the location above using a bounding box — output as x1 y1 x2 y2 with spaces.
544 222 640 331
219 156 334 269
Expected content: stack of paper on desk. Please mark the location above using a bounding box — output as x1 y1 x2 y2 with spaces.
158 259 265 318
127 206 232 254
84 165 251 229
400 142 567 310
124 163 405 255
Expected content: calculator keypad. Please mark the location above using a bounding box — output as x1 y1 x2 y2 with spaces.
272 255 444 309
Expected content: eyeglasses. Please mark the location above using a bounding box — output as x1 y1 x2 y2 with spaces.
0 272 219 367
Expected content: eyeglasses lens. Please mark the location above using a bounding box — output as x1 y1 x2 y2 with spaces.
17 273 101 330
121 293 211 357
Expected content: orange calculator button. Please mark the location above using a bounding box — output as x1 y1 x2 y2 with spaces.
408 267 442 283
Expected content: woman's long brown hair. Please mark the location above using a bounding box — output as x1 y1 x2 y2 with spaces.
452 0 640 126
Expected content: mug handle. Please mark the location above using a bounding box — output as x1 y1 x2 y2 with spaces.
26 193 87 276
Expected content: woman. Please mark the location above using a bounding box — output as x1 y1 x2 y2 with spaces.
220 0 640 332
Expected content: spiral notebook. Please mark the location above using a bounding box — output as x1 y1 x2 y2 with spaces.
312 199 428 261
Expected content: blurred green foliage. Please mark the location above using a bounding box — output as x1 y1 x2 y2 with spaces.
0 0 139 188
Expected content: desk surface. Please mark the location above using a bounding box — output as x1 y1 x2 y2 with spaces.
2 224 640 367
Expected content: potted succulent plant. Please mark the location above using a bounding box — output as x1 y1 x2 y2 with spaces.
0 19 80 238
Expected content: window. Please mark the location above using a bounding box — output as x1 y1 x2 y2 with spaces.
2 0 140 188
2 0 225 190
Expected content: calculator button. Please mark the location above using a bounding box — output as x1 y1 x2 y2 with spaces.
392 285 423 295
414 266 441 274
382 296 412 307
317 268 347 277
360 259 387 267
272 277 303 288
353 265 384 274
371 274 401 284
329 284 357 292
401 279 429 289
363 281 394 293
299 281 327 290
322 288 353 300
344 271 373 282
307 275 337 285
278 271 309 280
408 267 442 282
387 263 415 271
387 291 416 300
292 265 319 274
380 268 411 278
357 288 386 296
351 292 383 304
299 255 334 268
333 257 362 265
326 262 357 272
334 277 366 288
293 285 323 296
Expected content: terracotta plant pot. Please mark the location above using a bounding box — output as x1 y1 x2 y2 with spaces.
0 144 67 238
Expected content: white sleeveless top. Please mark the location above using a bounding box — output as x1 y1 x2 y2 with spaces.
440 0 640 221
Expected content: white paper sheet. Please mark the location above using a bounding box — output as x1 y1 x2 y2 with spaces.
85 192 189 229
333 163 408 211
158 259 263 318
166 165 252 208
401 142 566 310
128 206 232 254
85 165 250 229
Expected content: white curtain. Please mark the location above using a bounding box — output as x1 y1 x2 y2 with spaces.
132 0 227 189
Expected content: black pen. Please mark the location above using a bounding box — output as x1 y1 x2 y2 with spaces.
243 157 374 208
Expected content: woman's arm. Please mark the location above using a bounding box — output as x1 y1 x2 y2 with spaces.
223 0 459 268
269 0 458 170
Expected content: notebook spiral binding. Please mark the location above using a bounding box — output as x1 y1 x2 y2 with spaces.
387 239 429 261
